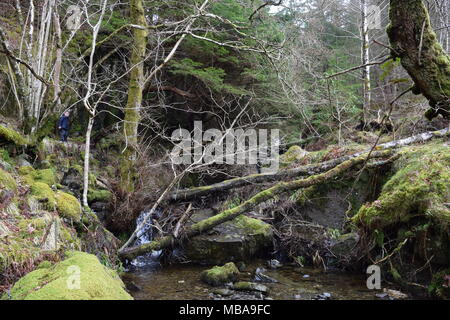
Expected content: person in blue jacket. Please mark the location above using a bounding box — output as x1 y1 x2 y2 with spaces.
58 111 70 142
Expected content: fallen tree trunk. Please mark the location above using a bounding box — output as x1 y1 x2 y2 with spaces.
169 128 449 201
119 150 393 260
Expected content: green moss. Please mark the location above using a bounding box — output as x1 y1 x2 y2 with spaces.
18 217 48 235
33 169 57 186
36 261 53 269
0 148 10 162
201 262 240 286
30 182 56 211
233 215 271 235
20 167 57 187
87 189 112 203
8 251 133 300
0 168 17 191
18 166 35 176
0 124 28 146
0 240 41 277
55 192 82 222
353 143 450 229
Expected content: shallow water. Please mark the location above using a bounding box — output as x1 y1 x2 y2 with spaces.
122 261 383 300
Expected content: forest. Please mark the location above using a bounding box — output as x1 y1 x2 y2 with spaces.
0 0 449 301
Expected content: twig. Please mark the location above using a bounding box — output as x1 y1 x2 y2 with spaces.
173 203 192 238
0 50 50 86
249 0 282 21
325 58 390 79
373 39 399 56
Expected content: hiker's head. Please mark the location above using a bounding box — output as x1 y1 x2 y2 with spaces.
64 111 70 117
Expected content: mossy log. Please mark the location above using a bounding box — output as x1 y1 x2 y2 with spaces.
387 0 450 119
119 150 393 260
169 128 449 201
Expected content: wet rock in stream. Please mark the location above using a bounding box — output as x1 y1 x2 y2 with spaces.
201 262 240 286
267 259 283 269
183 209 273 265
312 292 332 300
232 281 268 294
212 288 234 296
254 267 278 283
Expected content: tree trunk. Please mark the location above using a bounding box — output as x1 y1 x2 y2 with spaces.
361 0 371 123
52 9 63 111
82 117 94 207
120 0 148 192
387 0 450 119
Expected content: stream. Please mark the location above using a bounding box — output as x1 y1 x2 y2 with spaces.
121 211 387 300
123 262 381 300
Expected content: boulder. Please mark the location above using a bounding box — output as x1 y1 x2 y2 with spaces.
329 233 360 258
293 172 373 229
201 262 240 286
183 210 273 265
55 191 82 222
61 166 83 192
5 251 133 300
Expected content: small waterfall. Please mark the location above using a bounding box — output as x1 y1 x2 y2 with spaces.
129 209 162 268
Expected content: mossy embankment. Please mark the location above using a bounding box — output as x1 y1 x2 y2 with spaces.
351 141 449 297
277 140 449 297
0 125 122 298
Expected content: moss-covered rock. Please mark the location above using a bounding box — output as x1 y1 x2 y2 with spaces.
0 168 17 191
0 124 28 146
30 182 56 211
183 210 273 265
55 191 82 222
201 262 240 286
7 251 133 300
